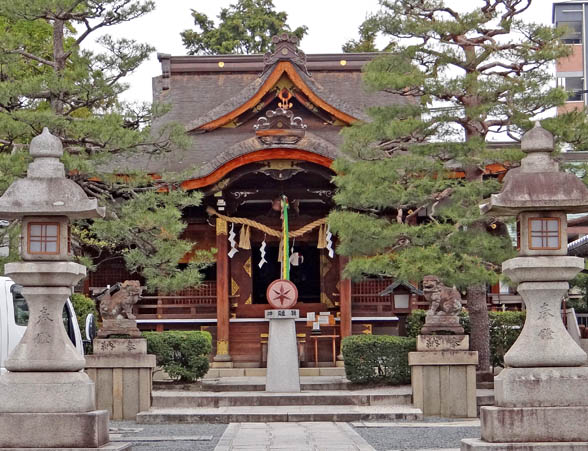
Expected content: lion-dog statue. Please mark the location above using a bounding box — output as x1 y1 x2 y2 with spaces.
95 280 143 338
422 275 462 316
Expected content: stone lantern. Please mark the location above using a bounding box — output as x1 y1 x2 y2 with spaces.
0 129 128 450
463 123 588 450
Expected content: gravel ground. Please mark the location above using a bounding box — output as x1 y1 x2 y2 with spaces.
353 420 480 451
109 421 227 451
109 420 480 451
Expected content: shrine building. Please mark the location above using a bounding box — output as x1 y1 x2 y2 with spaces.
88 35 429 367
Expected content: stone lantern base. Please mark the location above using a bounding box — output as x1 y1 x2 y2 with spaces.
461 366 588 450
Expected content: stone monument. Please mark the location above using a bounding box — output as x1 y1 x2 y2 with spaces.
0 128 129 450
462 123 588 450
86 280 156 420
265 278 301 392
409 275 478 417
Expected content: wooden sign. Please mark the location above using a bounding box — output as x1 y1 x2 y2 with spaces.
266 279 298 309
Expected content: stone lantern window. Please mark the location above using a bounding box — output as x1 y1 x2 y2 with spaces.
21 215 70 261
28 222 59 254
517 211 566 256
528 217 560 250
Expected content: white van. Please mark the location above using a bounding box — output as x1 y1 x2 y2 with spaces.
0 276 83 373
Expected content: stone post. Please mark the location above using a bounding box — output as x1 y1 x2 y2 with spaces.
409 275 478 418
0 128 129 450
462 123 588 450
85 281 156 420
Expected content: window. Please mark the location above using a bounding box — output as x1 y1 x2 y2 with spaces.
529 217 560 250
394 294 410 309
559 21 583 44
565 77 584 102
28 222 60 254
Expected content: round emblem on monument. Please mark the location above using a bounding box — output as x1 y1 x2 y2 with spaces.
266 279 298 309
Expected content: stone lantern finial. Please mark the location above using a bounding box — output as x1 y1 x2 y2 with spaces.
520 121 554 154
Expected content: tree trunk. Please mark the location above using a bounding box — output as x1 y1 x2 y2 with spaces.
467 283 490 373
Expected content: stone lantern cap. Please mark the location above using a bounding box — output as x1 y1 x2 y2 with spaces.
481 122 588 216
0 128 105 219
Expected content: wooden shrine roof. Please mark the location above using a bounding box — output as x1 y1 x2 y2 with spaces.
105 35 410 185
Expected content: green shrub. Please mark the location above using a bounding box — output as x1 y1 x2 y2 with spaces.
70 293 98 340
342 335 416 385
488 311 525 368
143 330 212 382
405 310 426 338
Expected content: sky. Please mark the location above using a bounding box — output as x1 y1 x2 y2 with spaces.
86 0 554 104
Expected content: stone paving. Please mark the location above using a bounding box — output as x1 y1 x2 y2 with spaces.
214 422 375 451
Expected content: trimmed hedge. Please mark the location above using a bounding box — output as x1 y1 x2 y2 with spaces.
405 309 526 368
342 335 416 385
143 330 212 382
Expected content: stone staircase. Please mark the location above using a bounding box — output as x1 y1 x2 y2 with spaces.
137 367 423 423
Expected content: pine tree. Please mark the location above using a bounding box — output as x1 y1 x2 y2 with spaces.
330 0 573 372
181 0 308 55
0 1 209 292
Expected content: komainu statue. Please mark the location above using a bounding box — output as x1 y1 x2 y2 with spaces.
95 280 143 338
422 275 462 316
421 275 464 334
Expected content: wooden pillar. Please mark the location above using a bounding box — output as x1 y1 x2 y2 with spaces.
338 256 352 363
213 218 232 367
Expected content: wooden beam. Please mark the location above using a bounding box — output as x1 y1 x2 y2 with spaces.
338 256 352 361
181 149 333 191
213 217 232 366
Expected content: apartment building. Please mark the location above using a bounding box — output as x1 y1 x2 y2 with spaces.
553 1 588 112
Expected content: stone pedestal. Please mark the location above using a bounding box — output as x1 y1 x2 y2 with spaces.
265 311 300 392
421 314 464 335
410 335 478 418
97 319 141 339
85 338 156 420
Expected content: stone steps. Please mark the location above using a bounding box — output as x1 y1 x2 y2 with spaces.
203 366 347 379
154 375 352 392
136 404 423 424
152 387 413 408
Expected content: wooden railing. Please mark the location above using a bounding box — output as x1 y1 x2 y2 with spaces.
134 282 218 320
351 279 396 314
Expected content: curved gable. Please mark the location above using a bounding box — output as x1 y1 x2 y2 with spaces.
186 61 364 132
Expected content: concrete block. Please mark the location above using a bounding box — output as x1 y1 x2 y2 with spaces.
481 405 588 442
0 410 109 448
0 372 95 413
244 368 266 377
85 355 154 420
495 367 588 407
217 368 245 377
211 361 234 368
203 368 220 379
409 350 478 366
266 318 300 392
0 444 131 451
85 354 156 369
410 351 477 418
417 334 469 351
318 367 346 377
93 338 147 355
299 368 320 376
462 438 588 450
